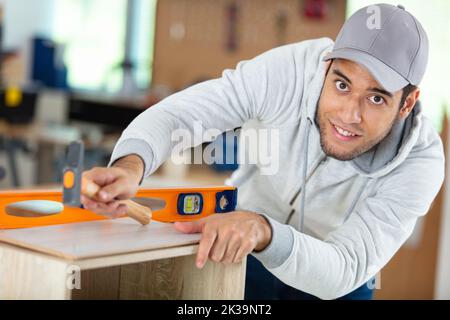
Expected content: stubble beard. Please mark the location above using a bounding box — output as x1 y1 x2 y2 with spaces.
315 103 399 161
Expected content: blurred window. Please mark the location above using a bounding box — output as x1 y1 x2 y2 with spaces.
53 0 157 92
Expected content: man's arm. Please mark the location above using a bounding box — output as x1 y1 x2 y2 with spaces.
109 39 334 178
82 38 334 217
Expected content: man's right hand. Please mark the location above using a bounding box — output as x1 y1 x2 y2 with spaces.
81 155 145 219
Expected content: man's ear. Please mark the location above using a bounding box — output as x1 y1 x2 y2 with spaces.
399 88 420 119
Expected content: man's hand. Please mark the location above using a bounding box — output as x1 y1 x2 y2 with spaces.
174 211 272 269
81 155 144 218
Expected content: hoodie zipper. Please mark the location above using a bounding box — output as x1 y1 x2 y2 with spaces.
285 155 327 224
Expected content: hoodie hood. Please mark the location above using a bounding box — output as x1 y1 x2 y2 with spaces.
350 102 422 178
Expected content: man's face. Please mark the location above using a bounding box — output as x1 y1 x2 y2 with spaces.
316 59 405 161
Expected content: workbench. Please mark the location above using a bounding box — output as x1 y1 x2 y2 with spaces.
0 218 246 300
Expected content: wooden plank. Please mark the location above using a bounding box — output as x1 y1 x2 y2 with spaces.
0 243 71 300
0 219 201 261
119 255 247 300
76 244 198 270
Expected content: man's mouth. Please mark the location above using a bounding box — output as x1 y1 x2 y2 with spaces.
330 121 361 141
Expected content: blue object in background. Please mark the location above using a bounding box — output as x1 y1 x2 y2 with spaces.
31 37 68 89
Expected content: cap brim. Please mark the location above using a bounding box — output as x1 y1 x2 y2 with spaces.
323 48 409 93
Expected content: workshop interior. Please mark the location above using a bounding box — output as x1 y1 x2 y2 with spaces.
0 0 449 300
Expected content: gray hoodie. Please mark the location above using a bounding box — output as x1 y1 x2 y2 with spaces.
110 38 445 299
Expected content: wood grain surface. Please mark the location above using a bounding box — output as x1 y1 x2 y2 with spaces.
0 218 201 260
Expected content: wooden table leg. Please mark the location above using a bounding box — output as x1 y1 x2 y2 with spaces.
0 244 71 300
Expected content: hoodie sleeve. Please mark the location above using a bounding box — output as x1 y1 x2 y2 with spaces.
252 129 445 300
109 38 334 177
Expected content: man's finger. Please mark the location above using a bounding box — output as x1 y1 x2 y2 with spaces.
97 201 121 213
223 234 241 264
116 204 128 216
233 243 255 264
81 195 99 211
83 168 115 187
196 226 217 269
173 221 203 234
95 203 127 219
98 179 127 202
209 230 231 263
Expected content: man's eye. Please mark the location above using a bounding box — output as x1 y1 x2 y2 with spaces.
369 95 385 105
335 80 349 92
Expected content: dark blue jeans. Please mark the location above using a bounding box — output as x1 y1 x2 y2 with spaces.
245 255 374 300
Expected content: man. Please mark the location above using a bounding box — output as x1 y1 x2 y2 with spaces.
82 4 444 300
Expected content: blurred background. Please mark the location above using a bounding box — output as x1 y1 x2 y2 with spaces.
0 0 449 299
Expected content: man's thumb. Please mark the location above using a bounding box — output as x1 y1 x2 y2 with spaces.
174 221 203 234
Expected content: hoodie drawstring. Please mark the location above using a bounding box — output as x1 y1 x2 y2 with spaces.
299 119 312 232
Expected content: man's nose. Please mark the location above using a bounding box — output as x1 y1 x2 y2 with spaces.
340 98 362 124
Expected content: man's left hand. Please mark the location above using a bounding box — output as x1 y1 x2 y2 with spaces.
174 211 272 269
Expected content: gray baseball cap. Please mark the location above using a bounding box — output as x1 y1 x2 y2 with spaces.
324 4 429 93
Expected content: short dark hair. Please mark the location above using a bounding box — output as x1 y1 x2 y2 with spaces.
400 84 417 108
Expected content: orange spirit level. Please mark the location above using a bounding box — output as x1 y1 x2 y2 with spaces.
0 186 238 230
